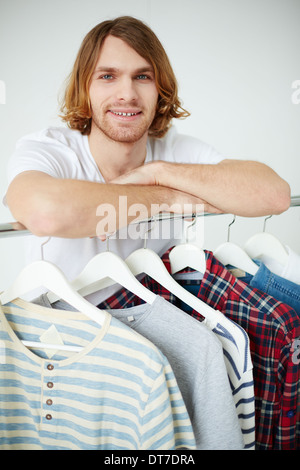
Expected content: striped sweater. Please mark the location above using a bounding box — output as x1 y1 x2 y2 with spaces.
0 298 196 450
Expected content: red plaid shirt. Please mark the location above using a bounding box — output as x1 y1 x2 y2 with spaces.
99 249 300 450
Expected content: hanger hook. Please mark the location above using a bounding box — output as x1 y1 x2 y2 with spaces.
227 215 236 242
263 215 272 232
143 216 157 249
40 237 51 260
105 231 116 252
185 214 196 243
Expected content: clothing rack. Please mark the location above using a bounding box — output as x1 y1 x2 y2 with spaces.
0 194 299 240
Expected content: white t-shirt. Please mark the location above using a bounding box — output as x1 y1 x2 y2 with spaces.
5 125 224 303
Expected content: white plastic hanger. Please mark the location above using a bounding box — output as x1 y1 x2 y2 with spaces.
125 221 250 394
124 218 230 329
0 260 106 326
0 238 107 352
214 215 259 275
0 261 106 352
244 215 288 266
52 218 217 327
169 217 206 275
47 235 156 305
21 341 82 352
60 218 227 328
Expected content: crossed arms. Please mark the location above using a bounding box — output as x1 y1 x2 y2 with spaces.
6 159 291 239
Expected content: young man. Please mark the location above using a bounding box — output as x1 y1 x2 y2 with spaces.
5 16 290 299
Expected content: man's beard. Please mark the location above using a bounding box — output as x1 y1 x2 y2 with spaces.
91 107 155 144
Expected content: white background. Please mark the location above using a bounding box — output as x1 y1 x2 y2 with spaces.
0 0 299 289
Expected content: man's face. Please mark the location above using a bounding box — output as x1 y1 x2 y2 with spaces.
89 35 159 144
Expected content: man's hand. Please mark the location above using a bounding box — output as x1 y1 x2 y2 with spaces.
109 162 160 186
111 159 291 217
110 162 224 215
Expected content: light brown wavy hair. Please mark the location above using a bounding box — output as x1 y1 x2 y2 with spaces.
60 16 190 137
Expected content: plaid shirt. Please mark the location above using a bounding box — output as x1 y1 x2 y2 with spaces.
98 249 300 450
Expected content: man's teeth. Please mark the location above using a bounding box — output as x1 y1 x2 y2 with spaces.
111 111 138 116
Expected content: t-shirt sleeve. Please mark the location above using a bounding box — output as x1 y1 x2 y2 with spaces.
6 131 70 185
4 129 83 208
171 132 225 164
151 126 225 165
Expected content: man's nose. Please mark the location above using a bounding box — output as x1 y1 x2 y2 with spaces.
116 77 138 102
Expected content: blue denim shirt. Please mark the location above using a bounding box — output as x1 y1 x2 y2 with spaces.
238 260 300 314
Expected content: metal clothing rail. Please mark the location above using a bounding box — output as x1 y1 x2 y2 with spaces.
0 194 299 240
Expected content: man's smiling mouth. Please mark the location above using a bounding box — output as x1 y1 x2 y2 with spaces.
110 111 140 117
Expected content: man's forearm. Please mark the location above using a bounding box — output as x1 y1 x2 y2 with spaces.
156 160 291 217
7 172 205 238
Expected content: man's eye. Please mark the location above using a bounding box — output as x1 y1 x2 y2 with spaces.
136 74 149 80
99 74 113 80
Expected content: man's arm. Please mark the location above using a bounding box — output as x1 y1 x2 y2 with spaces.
6 171 208 238
110 160 291 217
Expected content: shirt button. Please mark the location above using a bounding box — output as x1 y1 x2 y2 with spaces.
47 382 54 389
47 364 54 370
287 410 295 418
46 399 53 406
45 414 52 420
